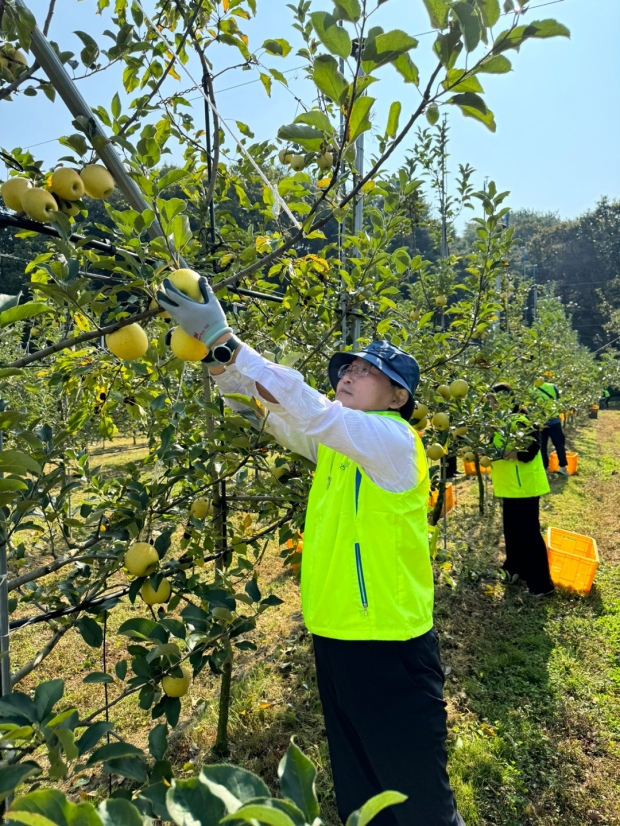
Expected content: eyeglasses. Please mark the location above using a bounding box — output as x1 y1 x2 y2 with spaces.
337 364 378 380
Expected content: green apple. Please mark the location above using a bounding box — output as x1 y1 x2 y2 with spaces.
51 168 85 200
20 188 58 223
1 178 32 211
80 164 115 199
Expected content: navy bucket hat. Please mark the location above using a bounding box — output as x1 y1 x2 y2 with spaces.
328 341 420 421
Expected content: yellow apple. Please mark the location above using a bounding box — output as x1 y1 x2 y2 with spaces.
141 577 171 605
168 269 204 302
51 168 85 200
316 152 333 170
124 542 159 577
437 385 451 399
170 326 208 361
435 295 448 308
453 426 468 437
106 323 149 361
278 148 293 164
80 164 115 199
190 497 211 519
450 379 469 398
20 188 58 223
426 443 445 461
1 177 32 211
290 154 305 171
409 310 421 321
463 451 475 463
412 402 428 421
432 412 450 431
59 201 81 217
413 416 427 431
162 666 191 698
534 377 545 387
479 456 493 468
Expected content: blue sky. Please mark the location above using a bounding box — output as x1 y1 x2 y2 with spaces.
1 0 618 230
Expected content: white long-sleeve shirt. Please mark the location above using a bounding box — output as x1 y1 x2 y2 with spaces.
211 344 419 493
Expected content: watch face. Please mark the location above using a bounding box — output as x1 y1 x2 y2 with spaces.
214 344 231 363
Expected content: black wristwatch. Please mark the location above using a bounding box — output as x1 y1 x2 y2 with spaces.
203 335 241 366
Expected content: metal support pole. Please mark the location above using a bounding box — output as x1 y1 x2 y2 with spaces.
0 428 11 697
14 0 186 264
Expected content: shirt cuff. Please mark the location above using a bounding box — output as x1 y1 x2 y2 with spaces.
228 345 288 412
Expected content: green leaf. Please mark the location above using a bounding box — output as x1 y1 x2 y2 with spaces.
385 99 402 136
259 72 272 96
118 617 157 640
98 798 143 826
83 672 114 684
75 617 103 648
452 2 481 52
86 741 144 767
172 214 192 250
148 723 168 761
0 450 40 476
245 578 261 603
362 30 418 70
442 68 484 93
433 29 463 68
76 721 114 756
103 757 148 783
261 39 291 57
421 0 449 28
0 479 28 492
166 777 226 825
310 11 351 58
313 54 348 103
278 740 320 822
277 124 324 152
426 103 440 125
293 110 333 133
332 0 361 22
493 19 570 53
56 729 79 762
222 806 294 826
345 791 408 826
5 812 58 826
477 54 512 73
475 0 500 27
450 93 497 131
111 93 121 119
0 302 51 327
158 168 187 190
0 763 41 803
392 53 419 85
34 679 64 722
199 764 270 806
347 96 374 143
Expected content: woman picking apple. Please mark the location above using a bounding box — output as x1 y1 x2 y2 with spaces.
158 274 465 826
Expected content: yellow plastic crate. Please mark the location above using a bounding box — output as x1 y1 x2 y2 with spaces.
546 527 599 594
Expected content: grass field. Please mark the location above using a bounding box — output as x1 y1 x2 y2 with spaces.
10 414 620 824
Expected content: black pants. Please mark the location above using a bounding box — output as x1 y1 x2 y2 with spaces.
540 421 567 468
502 497 554 595
313 631 464 826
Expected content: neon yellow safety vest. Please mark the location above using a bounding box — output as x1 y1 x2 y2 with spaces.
301 411 433 641
491 421 550 498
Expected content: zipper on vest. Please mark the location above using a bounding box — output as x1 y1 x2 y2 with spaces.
354 542 368 614
515 466 522 487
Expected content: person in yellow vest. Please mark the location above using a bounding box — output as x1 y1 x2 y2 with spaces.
536 377 569 477
159 277 465 826
490 383 554 597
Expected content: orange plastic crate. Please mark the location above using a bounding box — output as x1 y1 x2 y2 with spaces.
546 527 598 594
429 482 455 514
549 451 578 474
548 452 559 472
463 459 490 476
